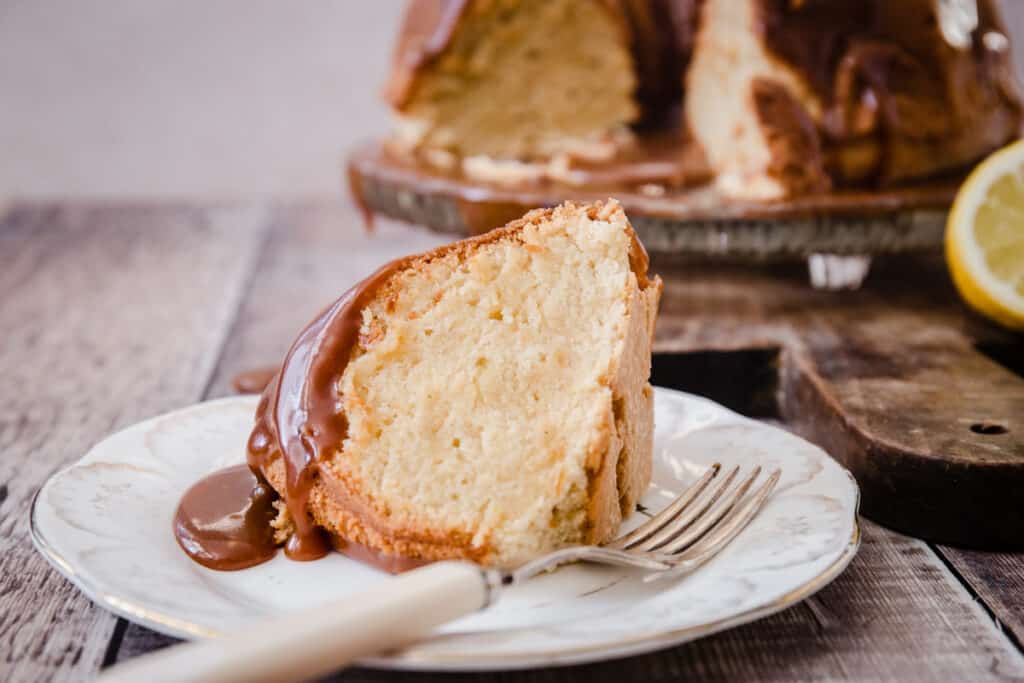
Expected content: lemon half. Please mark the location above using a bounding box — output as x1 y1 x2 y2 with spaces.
946 140 1024 331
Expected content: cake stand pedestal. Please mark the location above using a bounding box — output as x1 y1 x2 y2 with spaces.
348 140 958 290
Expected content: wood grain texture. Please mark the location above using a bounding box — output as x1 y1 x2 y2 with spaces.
939 548 1024 651
652 256 1024 549
0 203 270 682
104 201 1024 681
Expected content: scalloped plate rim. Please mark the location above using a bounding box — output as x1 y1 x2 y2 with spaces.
31 389 861 671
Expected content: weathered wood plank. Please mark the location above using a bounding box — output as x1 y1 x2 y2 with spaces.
109 201 1024 681
0 203 270 682
937 548 1024 651
653 257 1024 549
636 523 1024 683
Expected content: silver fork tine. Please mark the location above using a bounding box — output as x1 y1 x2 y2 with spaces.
645 469 781 582
621 465 740 552
506 467 780 585
651 465 762 555
606 463 721 550
512 545 673 582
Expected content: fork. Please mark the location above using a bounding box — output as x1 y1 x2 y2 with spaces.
100 464 779 683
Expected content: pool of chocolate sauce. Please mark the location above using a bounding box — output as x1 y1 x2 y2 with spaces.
174 463 430 574
173 464 278 571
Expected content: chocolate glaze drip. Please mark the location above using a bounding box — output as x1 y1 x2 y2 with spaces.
347 162 375 232
172 464 430 573
231 367 278 395
757 0 1022 182
246 258 410 562
385 0 470 108
750 77 831 195
759 1 874 106
173 465 279 571
618 0 700 125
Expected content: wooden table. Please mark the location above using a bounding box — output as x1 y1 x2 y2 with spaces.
3 201 1024 682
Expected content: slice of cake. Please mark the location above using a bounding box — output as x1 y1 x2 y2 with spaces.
248 200 661 568
385 0 639 169
686 0 1022 199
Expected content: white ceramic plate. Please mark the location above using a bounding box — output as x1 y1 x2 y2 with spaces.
32 388 859 671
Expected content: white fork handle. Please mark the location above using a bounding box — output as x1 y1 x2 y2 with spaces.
99 561 494 683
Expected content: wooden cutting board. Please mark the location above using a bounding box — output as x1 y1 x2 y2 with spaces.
649 255 1024 550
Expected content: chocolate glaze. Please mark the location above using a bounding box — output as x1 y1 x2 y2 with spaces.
750 77 831 195
246 257 410 562
757 0 1022 182
615 0 700 125
173 463 431 573
231 367 278 395
385 0 470 108
759 1 872 106
347 161 375 232
758 0 1013 114
173 465 279 571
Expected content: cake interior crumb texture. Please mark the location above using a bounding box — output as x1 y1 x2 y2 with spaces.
262 201 661 567
392 0 637 160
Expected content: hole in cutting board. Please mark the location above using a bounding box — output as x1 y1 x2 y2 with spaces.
651 348 782 419
970 422 1009 435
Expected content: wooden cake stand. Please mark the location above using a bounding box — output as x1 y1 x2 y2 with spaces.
348 140 962 288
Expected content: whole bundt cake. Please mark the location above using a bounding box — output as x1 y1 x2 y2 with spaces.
383 0 1022 199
